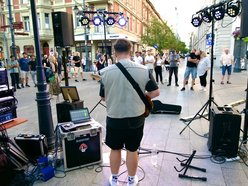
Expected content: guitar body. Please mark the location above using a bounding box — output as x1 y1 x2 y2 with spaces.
151 100 182 115
144 96 153 118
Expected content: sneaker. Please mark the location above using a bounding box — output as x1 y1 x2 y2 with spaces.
175 84 179 87
109 175 119 186
161 82 164 85
127 175 139 186
21 84 25 88
82 79 87 81
190 87 194 91
26 84 30 87
75 79 79 82
203 88 207 92
227 81 231 84
220 81 224 85
17 86 21 89
167 84 171 86
181 87 185 91
199 87 204 91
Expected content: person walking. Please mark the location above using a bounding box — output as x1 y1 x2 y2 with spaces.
167 50 180 86
181 49 200 91
145 49 155 74
28 55 37 87
220 48 234 84
99 39 160 186
19 52 30 88
7 55 21 89
154 53 164 84
197 51 211 91
133 51 143 65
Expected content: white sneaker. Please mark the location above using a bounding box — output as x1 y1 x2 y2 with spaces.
109 176 119 186
203 88 207 92
199 87 204 91
127 175 139 186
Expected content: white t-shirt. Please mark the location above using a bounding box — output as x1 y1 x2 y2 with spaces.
145 55 155 69
220 53 234 66
197 57 211 76
156 59 163 66
134 56 143 65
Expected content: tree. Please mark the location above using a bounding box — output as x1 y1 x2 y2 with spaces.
141 18 188 53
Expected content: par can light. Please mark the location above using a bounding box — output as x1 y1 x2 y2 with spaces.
191 14 202 27
118 16 127 27
106 16 116 25
93 16 102 26
80 16 90 26
213 5 225 20
226 1 240 17
201 10 212 23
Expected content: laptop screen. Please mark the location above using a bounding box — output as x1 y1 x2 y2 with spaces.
69 108 90 123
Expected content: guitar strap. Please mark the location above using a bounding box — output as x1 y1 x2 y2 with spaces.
115 62 152 111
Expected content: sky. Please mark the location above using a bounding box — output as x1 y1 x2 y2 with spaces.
150 0 209 46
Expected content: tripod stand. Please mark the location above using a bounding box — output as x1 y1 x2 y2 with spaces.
180 19 217 135
90 99 106 114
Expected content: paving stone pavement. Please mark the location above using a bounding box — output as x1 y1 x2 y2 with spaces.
5 61 248 186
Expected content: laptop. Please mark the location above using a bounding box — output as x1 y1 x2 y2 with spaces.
69 108 91 124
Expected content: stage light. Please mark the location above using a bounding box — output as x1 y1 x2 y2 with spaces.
93 16 102 26
201 10 212 23
80 16 90 26
226 1 240 17
118 16 127 27
213 5 225 20
106 16 116 25
191 14 202 27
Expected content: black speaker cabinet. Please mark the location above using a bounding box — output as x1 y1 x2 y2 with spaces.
14 134 48 161
240 0 248 37
52 12 74 47
56 100 84 123
208 106 241 158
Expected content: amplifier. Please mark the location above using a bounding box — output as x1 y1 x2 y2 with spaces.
14 134 48 161
56 100 84 123
0 96 17 123
59 121 102 171
208 106 241 158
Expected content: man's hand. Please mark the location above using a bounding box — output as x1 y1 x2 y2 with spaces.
145 89 160 99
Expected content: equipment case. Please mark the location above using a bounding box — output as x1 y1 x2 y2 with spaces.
59 120 102 171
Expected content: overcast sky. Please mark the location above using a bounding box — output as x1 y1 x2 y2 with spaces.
150 0 209 46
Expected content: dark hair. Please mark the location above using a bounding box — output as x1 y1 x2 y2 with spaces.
10 55 14 58
114 39 132 53
22 52 27 55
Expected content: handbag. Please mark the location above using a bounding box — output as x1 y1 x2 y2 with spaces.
115 62 153 117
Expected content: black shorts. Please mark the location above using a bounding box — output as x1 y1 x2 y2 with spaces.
105 115 145 152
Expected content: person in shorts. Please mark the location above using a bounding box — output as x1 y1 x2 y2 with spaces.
220 48 234 84
181 49 200 91
99 39 160 186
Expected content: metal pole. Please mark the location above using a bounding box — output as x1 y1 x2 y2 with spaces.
30 0 55 149
7 0 16 59
233 38 242 72
208 18 215 119
62 48 69 86
103 13 108 66
243 79 248 143
83 0 89 71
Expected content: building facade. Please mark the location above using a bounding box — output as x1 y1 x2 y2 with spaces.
0 0 163 67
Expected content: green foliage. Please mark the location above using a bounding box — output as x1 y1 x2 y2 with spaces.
141 18 188 53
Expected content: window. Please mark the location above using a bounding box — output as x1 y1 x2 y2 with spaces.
45 13 50 29
21 0 29 4
23 16 30 32
76 15 82 28
37 13 40 29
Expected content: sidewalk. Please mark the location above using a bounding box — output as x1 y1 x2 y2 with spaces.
6 63 248 186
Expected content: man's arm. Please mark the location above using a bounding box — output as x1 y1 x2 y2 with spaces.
145 72 160 99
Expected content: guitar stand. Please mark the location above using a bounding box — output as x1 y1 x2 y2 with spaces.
90 99 106 114
174 150 207 182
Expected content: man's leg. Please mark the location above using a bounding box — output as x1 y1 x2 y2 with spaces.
110 149 122 174
126 150 138 176
227 65 232 83
25 72 30 87
221 66 226 84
